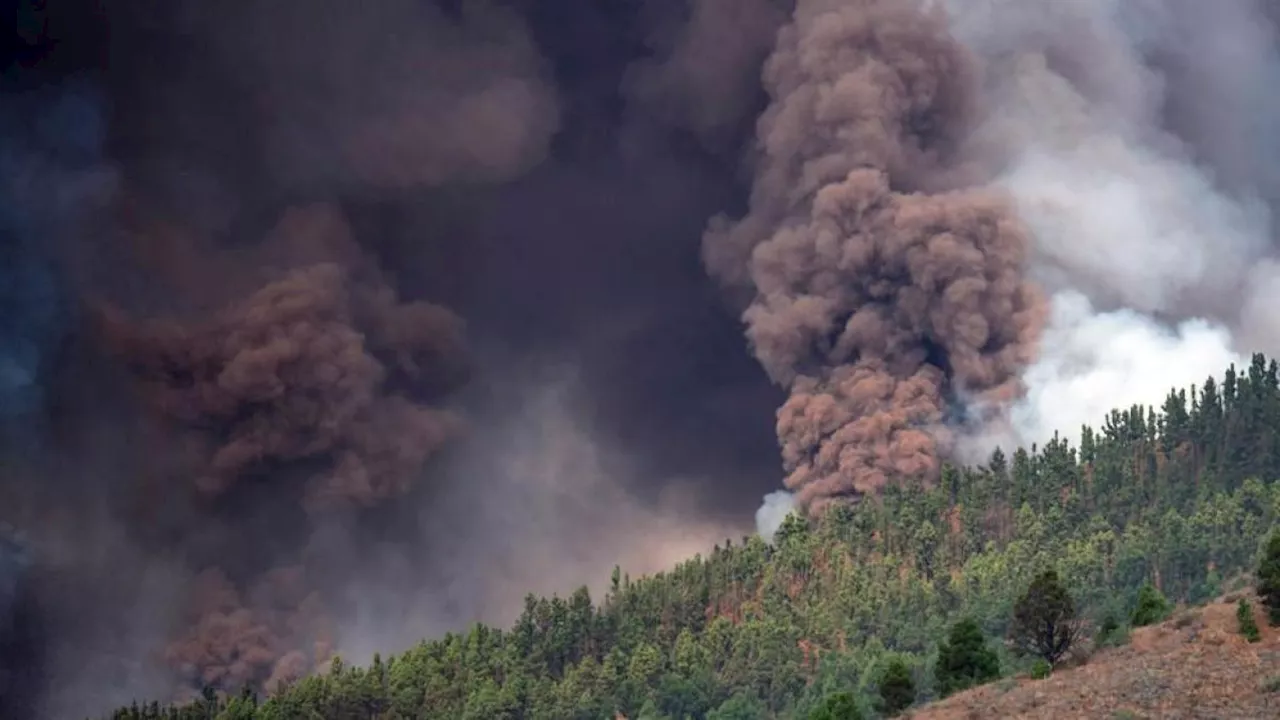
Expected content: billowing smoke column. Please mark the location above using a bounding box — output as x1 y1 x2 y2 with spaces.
722 0 1280 526
62 0 562 694
704 0 1043 516
97 205 469 691
103 208 466 514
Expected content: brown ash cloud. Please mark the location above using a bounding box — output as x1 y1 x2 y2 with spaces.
703 0 1044 515
0 1 788 715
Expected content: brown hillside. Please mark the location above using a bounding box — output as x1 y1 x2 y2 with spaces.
912 594 1280 720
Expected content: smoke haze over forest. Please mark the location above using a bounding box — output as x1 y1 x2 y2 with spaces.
4 1 1280 717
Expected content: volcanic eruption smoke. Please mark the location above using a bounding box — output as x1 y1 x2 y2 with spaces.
10 0 1280 716
705 0 1043 516
96 204 470 691
727 0 1280 528
56 0 557 698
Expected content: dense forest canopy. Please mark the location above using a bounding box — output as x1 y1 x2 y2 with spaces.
102 355 1280 718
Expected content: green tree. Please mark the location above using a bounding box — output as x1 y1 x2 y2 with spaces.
707 692 768 720
1130 583 1171 627
807 691 863 720
1236 598 1261 643
1009 569 1082 666
934 618 1000 697
1258 529 1280 625
214 693 256 720
876 657 915 716
635 698 672 720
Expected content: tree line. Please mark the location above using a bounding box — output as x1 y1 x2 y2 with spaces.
102 354 1280 719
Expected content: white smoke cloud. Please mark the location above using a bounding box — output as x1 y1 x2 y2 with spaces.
755 490 795 543
1009 292 1243 446
942 0 1280 451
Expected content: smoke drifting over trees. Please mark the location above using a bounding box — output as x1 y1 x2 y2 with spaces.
940 0 1280 451
7 0 1280 717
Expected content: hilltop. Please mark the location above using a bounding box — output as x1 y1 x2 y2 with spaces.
914 590 1280 719
103 354 1280 719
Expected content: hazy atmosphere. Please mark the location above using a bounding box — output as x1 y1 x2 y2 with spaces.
4 1 1280 717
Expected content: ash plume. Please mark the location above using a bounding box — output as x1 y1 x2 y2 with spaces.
161 567 333 694
2 1 786 716
93 202 469 693
101 207 466 514
625 0 791 153
704 0 1043 515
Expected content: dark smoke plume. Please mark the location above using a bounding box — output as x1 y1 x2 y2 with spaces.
704 0 1044 515
94 202 469 693
101 206 466 513
0 526 42 713
625 0 791 153
161 567 333 693
1 0 788 715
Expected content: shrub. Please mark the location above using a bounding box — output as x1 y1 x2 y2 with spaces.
935 618 1001 697
1237 598 1262 643
1130 583 1171 627
1030 659 1052 680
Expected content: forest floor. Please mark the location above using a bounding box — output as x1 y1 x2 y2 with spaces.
911 591 1280 720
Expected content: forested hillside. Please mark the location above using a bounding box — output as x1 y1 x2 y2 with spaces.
105 355 1280 719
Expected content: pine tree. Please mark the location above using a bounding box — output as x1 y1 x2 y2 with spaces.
1258 529 1280 625
808 691 863 720
1009 569 1082 666
935 618 1000 697
876 657 915 716
708 692 768 720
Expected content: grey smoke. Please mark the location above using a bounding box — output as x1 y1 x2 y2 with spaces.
331 367 743 663
936 0 1279 450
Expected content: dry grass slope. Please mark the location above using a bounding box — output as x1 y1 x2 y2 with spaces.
912 593 1280 720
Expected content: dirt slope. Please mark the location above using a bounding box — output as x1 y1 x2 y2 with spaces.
911 594 1280 720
